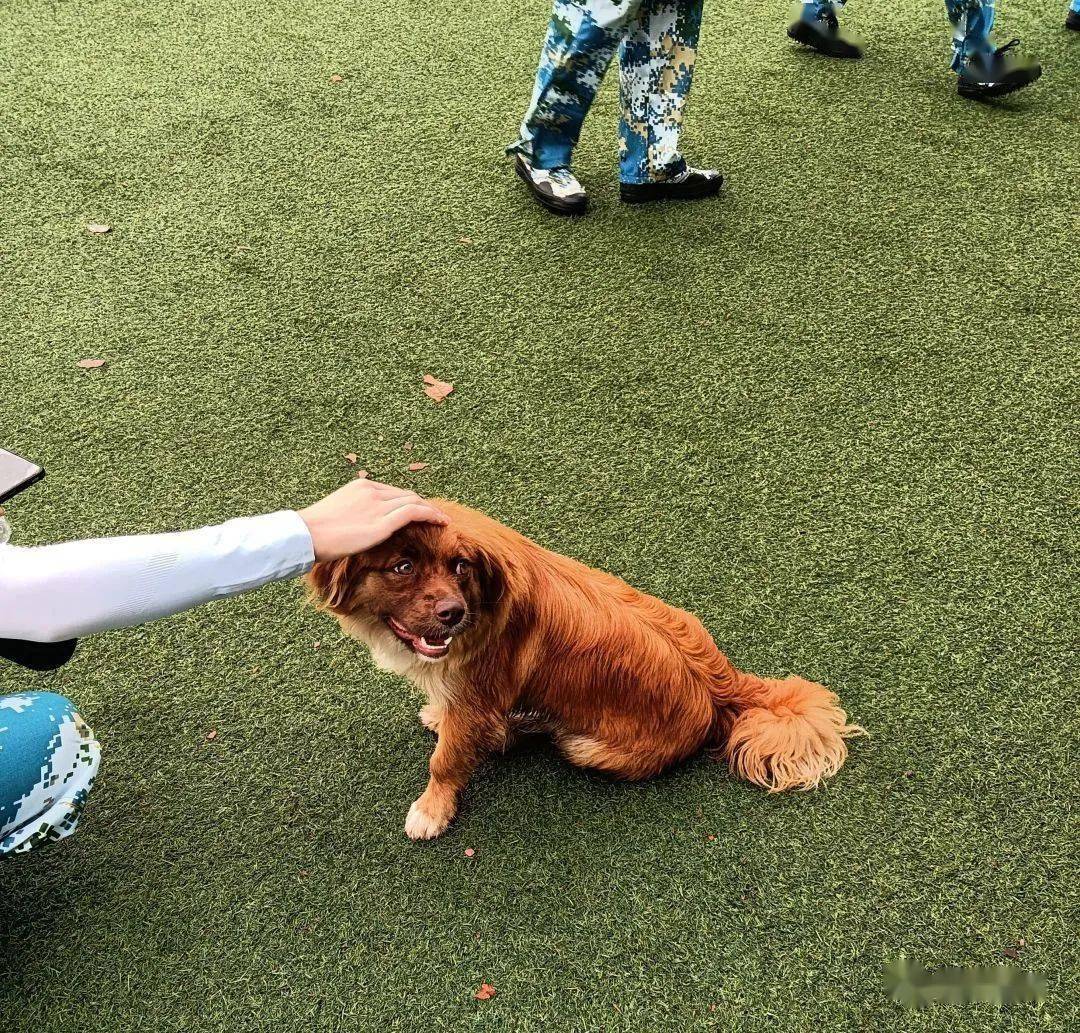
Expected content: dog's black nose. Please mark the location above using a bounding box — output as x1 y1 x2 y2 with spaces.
435 600 465 627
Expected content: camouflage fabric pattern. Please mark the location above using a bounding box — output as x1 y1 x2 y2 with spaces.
944 0 996 69
800 0 996 69
1 692 100 855
509 0 705 185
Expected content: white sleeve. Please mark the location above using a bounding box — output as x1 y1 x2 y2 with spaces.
0 511 315 643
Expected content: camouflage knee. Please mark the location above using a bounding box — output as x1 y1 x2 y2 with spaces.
1 692 101 856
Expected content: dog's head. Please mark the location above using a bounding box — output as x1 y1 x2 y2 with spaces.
307 501 513 664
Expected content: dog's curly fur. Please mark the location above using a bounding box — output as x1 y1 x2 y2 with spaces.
308 500 863 839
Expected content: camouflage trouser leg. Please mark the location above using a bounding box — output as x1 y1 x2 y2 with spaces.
618 0 705 184
1 692 100 856
945 0 996 69
510 1 640 170
509 0 704 182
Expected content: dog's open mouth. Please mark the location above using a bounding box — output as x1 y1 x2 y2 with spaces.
385 617 453 660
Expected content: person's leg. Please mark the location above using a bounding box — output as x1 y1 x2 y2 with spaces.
510 0 645 171
945 0 995 70
617 0 722 199
1066 0 1079 30
0 692 100 856
787 0 865 59
947 0 1041 97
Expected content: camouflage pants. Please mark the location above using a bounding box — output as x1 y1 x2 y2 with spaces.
510 0 705 184
803 0 996 69
1 692 100 855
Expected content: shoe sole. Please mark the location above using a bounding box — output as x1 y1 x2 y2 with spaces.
620 176 724 205
786 22 863 59
514 159 587 216
958 64 1043 99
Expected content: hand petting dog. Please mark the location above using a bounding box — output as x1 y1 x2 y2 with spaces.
299 478 447 561
309 501 863 841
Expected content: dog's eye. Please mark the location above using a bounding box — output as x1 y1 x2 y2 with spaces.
392 560 414 575
453 558 471 576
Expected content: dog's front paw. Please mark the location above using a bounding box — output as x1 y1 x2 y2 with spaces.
404 798 452 841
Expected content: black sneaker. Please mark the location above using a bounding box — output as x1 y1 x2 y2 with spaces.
1067 9 1080 31
620 166 724 204
957 39 1042 99
787 8 865 59
514 154 588 216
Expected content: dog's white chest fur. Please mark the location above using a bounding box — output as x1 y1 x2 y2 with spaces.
339 615 456 709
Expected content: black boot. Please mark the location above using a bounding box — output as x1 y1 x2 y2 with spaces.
957 39 1042 99
1067 9 1080 31
787 7 865 59
620 165 724 204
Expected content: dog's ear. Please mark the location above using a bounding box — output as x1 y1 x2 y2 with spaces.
306 555 366 613
470 543 506 610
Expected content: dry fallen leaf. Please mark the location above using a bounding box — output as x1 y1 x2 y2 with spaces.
458 236 473 244
205 730 218 742
77 358 106 369
355 469 369 479
86 223 112 235
330 73 344 83
474 984 496 1001
422 374 454 403
408 462 428 472
343 453 358 465
1002 946 1020 960
464 848 475 858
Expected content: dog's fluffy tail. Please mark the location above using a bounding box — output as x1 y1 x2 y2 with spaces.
709 665 864 792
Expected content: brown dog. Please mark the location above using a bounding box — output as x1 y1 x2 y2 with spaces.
308 500 862 839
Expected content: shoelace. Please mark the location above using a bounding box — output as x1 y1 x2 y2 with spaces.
545 167 579 189
818 8 840 31
995 37 1022 57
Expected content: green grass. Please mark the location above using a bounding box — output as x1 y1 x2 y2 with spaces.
1 0 1077 1029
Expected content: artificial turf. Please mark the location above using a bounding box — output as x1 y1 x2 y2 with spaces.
1 0 1077 1029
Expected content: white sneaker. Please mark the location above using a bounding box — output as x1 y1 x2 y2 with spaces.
514 154 588 216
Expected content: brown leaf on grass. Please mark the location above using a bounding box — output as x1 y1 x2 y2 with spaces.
422 374 454 403
458 236 474 244
343 453 358 465
464 848 475 858
329 73 345 83
474 984 496 1001
77 358 106 369
86 223 112 235
1002 946 1020 960
408 462 428 472
205 730 218 741
355 470 369 479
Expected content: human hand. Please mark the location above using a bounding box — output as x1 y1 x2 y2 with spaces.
298 479 448 562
